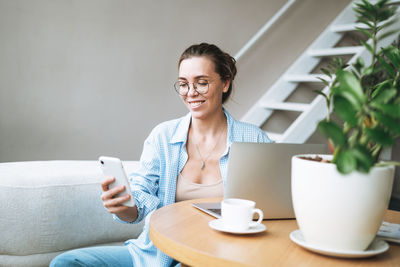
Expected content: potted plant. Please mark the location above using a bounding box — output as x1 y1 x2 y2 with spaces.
291 0 400 252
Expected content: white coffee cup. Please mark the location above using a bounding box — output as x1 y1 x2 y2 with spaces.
221 198 263 231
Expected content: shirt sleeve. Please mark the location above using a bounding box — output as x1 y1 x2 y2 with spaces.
258 130 274 143
115 129 162 224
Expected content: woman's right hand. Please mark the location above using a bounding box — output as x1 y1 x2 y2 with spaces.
101 176 138 222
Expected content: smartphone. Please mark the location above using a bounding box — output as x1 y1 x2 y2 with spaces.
99 156 136 207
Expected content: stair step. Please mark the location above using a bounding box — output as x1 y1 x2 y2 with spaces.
308 46 363 57
260 102 309 112
241 0 400 144
284 74 331 83
330 23 366 32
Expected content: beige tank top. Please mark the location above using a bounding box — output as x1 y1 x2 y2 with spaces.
175 173 224 202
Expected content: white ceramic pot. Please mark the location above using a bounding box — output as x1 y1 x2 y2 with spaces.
292 154 394 251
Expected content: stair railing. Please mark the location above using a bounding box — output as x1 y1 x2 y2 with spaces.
234 0 297 61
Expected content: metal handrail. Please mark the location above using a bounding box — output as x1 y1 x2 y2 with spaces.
234 0 297 61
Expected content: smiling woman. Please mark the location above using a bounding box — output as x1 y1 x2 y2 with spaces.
175 44 238 186
50 43 272 267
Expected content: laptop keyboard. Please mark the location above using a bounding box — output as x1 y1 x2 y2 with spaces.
208 209 221 215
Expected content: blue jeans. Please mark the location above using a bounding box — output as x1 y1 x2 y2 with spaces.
50 246 133 267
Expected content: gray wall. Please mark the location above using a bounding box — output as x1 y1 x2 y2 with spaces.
0 0 353 162
1 0 399 202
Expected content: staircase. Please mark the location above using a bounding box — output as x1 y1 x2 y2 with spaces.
240 0 400 143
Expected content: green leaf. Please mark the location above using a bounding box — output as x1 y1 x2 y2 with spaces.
333 96 358 126
332 87 362 111
334 70 365 107
349 145 374 173
360 40 374 54
318 120 347 147
354 2 368 12
371 102 400 118
376 0 391 9
381 46 400 69
336 149 357 174
354 5 371 15
330 58 346 71
377 56 396 77
372 88 397 104
372 80 392 99
376 7 397 22
355 27 374 39
316 77 330 86
353 57 365 73
356 16 373 28
357 57 365 67
359 0 374 13
372 111 400 135
362 65 374 76
364 127 394 146
321 68 332 78
313 90 329 101
372 64 384 74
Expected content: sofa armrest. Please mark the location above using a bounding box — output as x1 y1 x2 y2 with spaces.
0 160 143 258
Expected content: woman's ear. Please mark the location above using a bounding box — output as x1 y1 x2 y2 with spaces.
222 79 230 93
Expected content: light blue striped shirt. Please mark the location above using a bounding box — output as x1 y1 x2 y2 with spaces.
114 109 272 266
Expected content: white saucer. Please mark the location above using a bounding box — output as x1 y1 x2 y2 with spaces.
289 229 389 258
209 219 266 234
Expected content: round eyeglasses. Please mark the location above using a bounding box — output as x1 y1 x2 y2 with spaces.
174 80 210 96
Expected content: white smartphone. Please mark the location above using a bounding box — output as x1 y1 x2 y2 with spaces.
99 156 136 207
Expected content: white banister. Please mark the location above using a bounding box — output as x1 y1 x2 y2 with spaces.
240 0 400 143
234 0 297 61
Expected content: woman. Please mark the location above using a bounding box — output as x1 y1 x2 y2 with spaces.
51 43 272 266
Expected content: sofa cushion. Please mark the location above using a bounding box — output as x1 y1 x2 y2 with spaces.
0 160 143 257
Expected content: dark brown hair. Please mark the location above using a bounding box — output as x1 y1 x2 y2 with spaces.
178 43 237 104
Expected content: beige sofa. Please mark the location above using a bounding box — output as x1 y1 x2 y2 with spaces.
0 160 144 267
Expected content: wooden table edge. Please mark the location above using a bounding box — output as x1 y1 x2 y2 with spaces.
149 220 248 267
149 198 249 267
149 198 400 267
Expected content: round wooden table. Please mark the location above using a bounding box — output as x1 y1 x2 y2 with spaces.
149 198 400 267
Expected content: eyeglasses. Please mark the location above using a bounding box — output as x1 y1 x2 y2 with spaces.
174 80 210 96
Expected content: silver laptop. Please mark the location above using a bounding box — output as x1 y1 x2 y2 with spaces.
192 142 328 219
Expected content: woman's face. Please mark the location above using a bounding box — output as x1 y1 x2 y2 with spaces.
178 56 229 120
